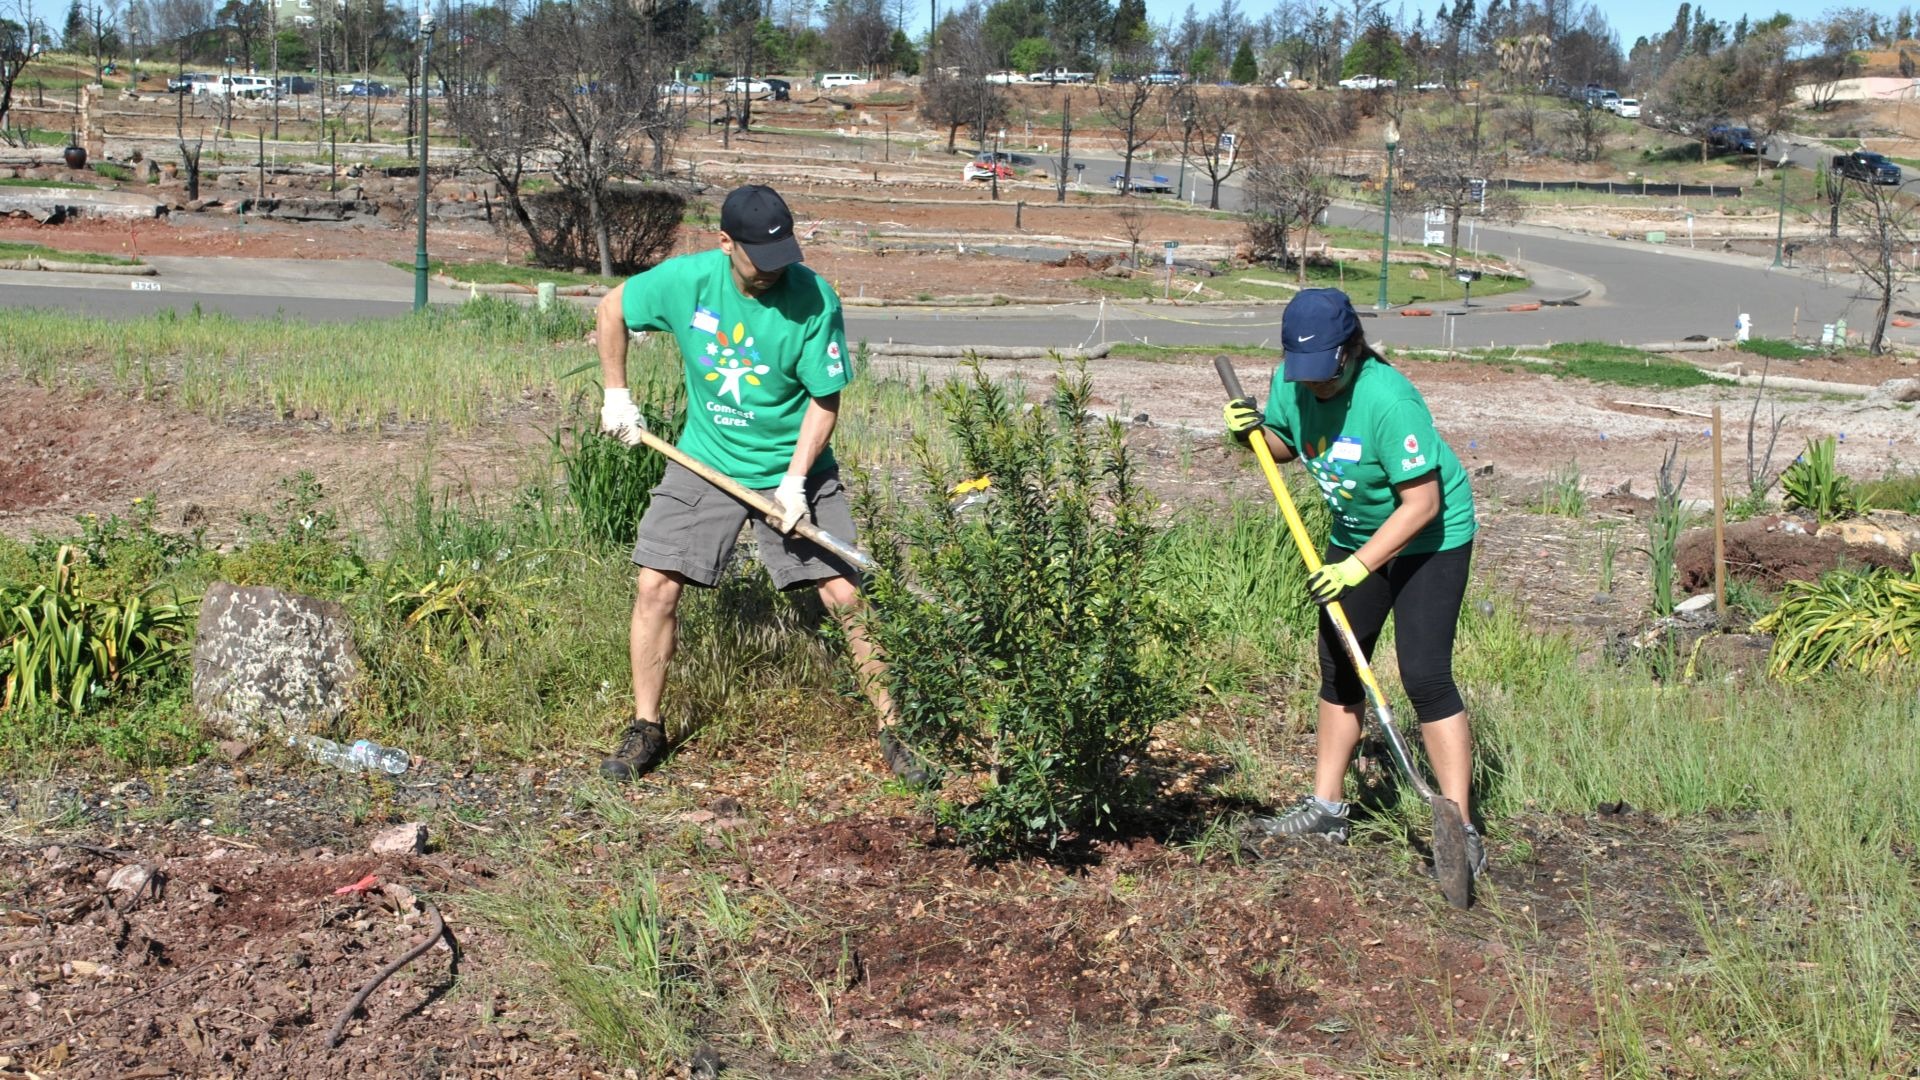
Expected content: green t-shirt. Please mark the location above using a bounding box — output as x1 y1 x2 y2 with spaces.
1262 358 1476 554
621 249 852 488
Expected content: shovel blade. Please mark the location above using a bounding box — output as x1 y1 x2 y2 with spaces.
1430 795 1473 909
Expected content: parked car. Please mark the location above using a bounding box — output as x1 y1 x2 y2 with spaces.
1614 98 1641 118
1708 124 1758 154
974 150 1038 168
1833 150 1902 185
984 70 1027 84
1110 172 1172 193
341 80 396 97
819 73 867 89
198 74 276 99
763 77 791 101
1029 66 1093 84
1145 70 1185 85
658 80 699 98
721 77 771 95
274 75 316 96
964 160 1013 181
1337 74 1395 90
168 71 216 93
1413 79 1447 92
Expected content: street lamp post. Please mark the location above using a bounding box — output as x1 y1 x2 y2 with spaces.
1176 107 1193 203
1771 148 1789 268
413 3 434 313
1376 120 1399 311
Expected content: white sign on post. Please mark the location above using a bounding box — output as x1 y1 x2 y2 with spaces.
1424 208 1448 246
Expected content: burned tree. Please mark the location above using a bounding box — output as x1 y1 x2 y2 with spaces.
446 0 681 277
1244 95 1354 282
1184 88 1256 210
1401 97 1521 274
1 3 43 141
1834 177 1915 355
1096 77 1165 196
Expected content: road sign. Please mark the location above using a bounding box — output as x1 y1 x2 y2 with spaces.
1424 208 1448 246
1469 177 1486 204
1163 240 1179 248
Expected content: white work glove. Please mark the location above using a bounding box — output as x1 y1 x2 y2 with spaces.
599 387 645 446
771 473 809 535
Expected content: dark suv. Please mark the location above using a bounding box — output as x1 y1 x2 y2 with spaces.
1708 124 1758 154
1833 150 1901 185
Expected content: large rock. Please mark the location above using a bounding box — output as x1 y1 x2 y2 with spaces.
192 583 362 742
1871 377 1920 404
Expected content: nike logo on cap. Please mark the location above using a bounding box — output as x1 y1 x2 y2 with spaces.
767 226 781 235
1298 333 1316 342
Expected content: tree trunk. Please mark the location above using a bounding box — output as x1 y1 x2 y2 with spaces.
1208 178 1221 209
590 186 614 278
1448 208 1462 273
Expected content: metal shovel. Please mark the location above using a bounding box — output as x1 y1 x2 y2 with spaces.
1216 356 1473 909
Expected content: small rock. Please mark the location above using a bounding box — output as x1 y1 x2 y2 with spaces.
1473 464 1494 477
1132 412 1151 425
369 822 427 856
682 809 717 824
1473 600 1495 618
709 796 742 817
1590 592 1613 605
1407 268 1429 280
1674 593 1715 614
107 863 160 899
217 739 255 761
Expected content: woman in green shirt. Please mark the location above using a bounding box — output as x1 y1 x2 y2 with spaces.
1224 288 1483 875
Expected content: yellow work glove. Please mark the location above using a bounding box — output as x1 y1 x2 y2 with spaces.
1223 397 1263 441
1306 555 1370 604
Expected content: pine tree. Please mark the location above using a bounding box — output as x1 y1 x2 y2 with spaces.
1229 38 1256 82
62 0 87 51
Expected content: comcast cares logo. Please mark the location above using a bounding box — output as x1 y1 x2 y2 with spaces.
700 320 770 405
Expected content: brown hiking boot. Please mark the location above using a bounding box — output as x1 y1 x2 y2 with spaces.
600 720 668 782
877 728 929 788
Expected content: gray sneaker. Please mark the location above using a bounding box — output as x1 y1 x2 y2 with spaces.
1248 796 1351 843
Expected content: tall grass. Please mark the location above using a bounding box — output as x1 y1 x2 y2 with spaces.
1 298 596 431
1456 596 1920 1076
1148 491 1325 689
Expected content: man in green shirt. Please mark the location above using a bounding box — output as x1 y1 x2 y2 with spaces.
593 184 923 785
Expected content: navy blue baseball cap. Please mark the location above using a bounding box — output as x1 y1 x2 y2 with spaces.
1281 288 1361 382
721 184 804 271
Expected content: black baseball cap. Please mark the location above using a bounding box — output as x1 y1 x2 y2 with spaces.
1281 288 1361 381
720 184 804 272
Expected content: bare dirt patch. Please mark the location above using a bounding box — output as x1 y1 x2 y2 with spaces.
0 840 593 1078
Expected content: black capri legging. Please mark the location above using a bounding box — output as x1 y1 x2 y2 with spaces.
1317 541 1473 723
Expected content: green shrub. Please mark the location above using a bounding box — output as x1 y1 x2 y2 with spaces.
1535 460 1587 517
857 360 1188 857
1781 436 1864 523
1 546 192 714
1756 556 1920 681
221 472 368 596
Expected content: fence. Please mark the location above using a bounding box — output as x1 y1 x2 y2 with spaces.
1494 177 1745 198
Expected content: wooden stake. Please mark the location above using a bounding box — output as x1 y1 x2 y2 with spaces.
1712 404 1726 616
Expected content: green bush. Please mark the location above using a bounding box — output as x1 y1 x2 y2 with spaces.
1781 436 1864 523
856 360 1188 857
222 472 368 595
1756 556 1920 681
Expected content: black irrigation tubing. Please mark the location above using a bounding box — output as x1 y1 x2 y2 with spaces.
326 900 461 1049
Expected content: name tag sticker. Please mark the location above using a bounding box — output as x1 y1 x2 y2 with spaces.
690 308 720 335
1328 436 1363 463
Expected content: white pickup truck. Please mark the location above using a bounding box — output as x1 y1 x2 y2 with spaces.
1029 66 1093 84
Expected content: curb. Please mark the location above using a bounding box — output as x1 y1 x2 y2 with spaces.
1400 308 1434 317
0 257 155 275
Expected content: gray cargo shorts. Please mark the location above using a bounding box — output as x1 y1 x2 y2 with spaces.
631 462 864 589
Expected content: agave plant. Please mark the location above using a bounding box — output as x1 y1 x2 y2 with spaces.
1 547 193 714
1755 555 1920 681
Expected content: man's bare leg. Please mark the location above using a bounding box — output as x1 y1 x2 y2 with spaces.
602 566 685 781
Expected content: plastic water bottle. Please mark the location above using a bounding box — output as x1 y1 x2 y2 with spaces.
290 735 410 775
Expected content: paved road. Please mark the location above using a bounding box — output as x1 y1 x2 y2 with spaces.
2 199 1913 352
